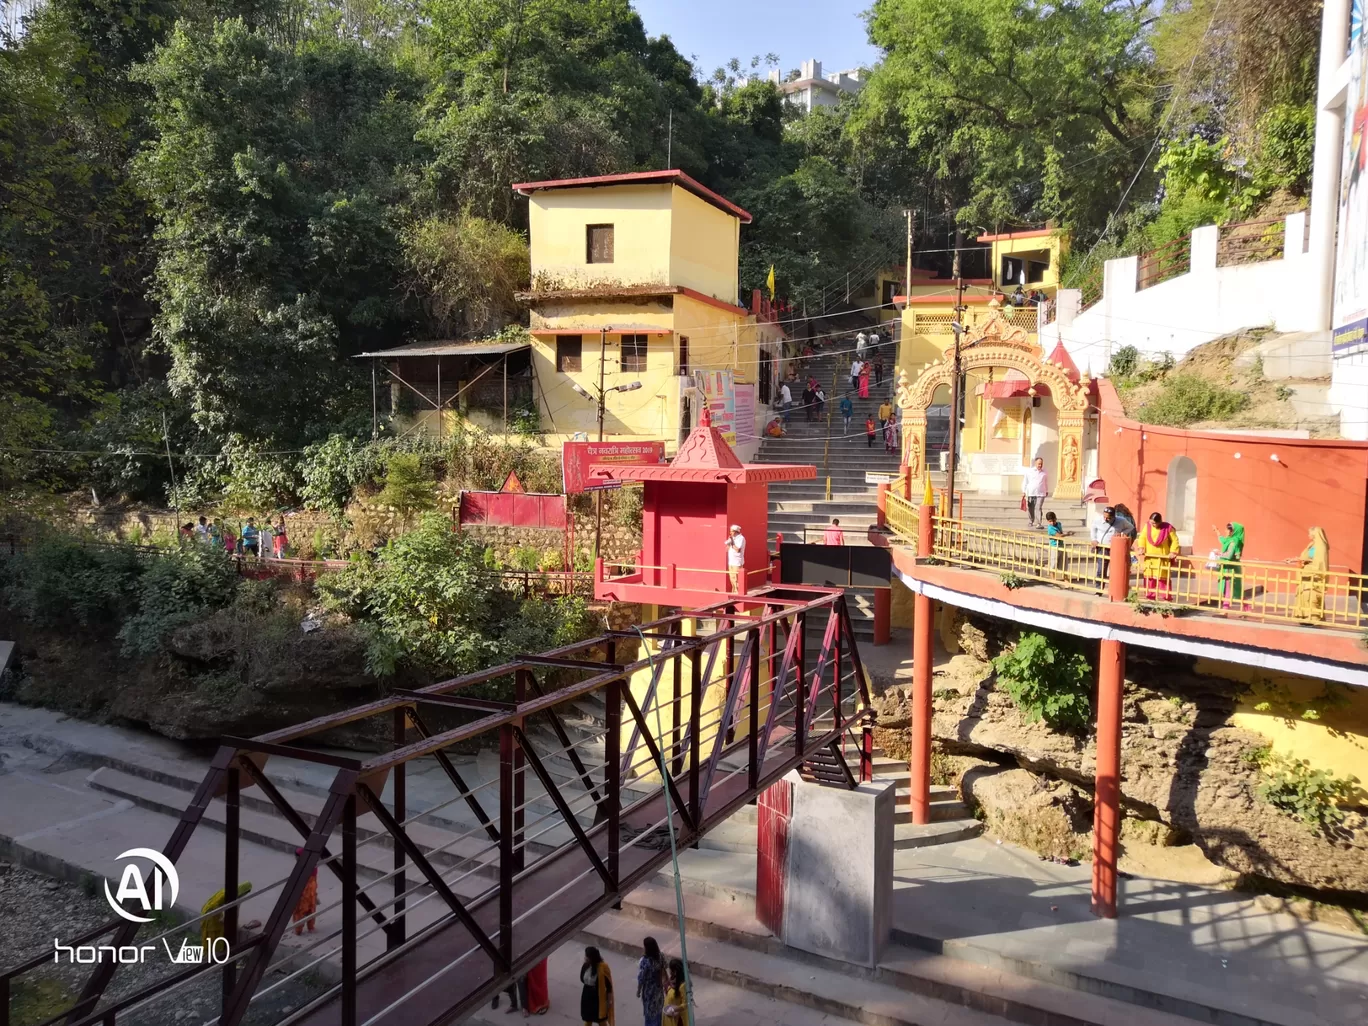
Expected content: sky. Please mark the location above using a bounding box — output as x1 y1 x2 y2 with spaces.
630 0 880 84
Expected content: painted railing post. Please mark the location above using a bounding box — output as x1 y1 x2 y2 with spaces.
876 482 889 527
594 556 604 584
1092 534 1132 918
910 503 936 824
667 563 677 590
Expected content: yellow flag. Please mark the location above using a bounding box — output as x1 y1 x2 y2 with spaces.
766 265 776 301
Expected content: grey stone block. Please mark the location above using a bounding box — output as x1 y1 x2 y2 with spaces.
779 770 894 967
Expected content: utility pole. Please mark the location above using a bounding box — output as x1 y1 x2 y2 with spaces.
904 210 914 301
946 233 965 516
595 327 607 560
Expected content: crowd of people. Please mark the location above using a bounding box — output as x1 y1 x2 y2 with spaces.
1022 463 1333 618
179 514 289 558
491 941 691 1025
767 329 895 443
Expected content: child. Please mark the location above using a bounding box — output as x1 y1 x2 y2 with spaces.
663 958 689 1026
272 518 289 559
865 416 876 448
1045 512 1067 576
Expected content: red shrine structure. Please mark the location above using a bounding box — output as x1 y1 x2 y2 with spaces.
591 408 814 607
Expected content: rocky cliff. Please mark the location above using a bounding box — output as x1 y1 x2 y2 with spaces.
872 613 1368 900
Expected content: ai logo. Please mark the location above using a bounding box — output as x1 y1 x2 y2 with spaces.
104 848 179 923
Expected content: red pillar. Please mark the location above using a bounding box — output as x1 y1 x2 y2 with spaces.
872 587 891 645
876 483 889 527
909 503 936 826
1091 535 1131 918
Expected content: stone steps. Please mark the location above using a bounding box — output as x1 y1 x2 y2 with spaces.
594 876 1205 1026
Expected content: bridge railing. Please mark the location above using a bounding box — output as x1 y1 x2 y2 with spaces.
886 511 1368 633
2 587 873 1026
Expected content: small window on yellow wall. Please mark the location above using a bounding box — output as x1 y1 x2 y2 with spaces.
556 335 582 372
586 224 614 264
621 334 647 373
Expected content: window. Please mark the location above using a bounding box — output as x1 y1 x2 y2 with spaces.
621 334 648 373
556 335 582 373
881 279 899 308
677 335 689 376
586 224 614 264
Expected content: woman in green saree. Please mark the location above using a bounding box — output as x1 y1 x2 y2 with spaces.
1213 522 1245 609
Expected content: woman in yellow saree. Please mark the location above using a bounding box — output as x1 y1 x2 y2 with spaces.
1293 527 1330 621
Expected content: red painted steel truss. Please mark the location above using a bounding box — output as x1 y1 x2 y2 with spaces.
6 586 873 1026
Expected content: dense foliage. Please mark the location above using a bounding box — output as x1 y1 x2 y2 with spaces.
992 631 1094 732
1 535 240 657
316 513 601 683
1 0 1322 505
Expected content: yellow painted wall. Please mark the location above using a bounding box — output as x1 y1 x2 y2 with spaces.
890 577 914 629
990 233 1069 290
669 187 740 305
622 616 775 785
526 299 678 442
529 184 673 289
1195 659 1368 787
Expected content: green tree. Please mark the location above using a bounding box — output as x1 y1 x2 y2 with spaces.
856 0 1161 233
134 18 426 443
375 452 436 524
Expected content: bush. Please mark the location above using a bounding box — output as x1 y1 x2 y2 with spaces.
300 434 387 518
118 547 240 656
1138 374 1250 426
1107 345 1139 380
316 514 600 687
510 545 542 571
992 632 1093 732
1254 751 1361 832
3 538 144 628
375 453 437 525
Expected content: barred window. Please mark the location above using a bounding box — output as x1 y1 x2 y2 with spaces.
621 334 648 373
556 335 582 373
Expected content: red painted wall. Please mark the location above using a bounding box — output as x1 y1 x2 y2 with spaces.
645 481 728 591
1097 381 1368 571
755 778 792 935
727 482 774 587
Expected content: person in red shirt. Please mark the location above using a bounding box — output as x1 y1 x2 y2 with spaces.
865 416 876 448
823 519 845 545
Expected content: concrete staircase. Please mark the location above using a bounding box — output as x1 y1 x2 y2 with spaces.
753 338 902 547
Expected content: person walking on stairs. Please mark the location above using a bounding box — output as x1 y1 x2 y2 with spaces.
865 416 877 448
850 357 862 393
824 519 845 545
839 394 853 434
1022 456 1048 529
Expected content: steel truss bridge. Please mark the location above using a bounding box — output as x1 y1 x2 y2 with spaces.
5 585 873 1026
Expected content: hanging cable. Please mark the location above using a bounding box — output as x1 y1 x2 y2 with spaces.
632 623 697 1026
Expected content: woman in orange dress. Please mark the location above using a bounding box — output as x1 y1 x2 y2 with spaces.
292 848 318 935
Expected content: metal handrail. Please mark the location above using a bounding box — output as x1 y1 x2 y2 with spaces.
911 514 1368 632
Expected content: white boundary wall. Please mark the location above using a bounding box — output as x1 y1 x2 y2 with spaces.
1042 213 1315 377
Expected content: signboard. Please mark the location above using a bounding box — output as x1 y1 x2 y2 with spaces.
697 370 737 445
733 383 756 444
864 471 897 485
1334 0 1368 345
969 453 1025 475
562 440 665 494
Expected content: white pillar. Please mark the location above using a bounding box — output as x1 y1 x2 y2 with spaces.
1309 0 1352 330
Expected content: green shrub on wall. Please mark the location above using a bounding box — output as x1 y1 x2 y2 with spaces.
992 631 1093 732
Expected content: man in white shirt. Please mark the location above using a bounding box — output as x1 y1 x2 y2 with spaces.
1021 456 1048 528
726 524 746 592
1090 506 1118 588
779 381 792 424
850 358 862 393
855 332 867 357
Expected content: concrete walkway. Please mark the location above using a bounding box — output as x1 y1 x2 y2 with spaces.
4 703 1368 1026
465 941 871 1026
894 839 1368 1026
